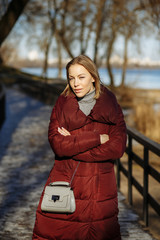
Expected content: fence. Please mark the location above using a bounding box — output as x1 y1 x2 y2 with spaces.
116 125 160 227
0 83 5 129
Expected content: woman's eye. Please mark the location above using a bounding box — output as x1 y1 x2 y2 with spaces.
80 76 85 79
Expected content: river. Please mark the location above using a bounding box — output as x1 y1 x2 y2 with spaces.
22 67 160 89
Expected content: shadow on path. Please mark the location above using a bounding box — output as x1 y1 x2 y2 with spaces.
0 87 55 239
0 87 45 160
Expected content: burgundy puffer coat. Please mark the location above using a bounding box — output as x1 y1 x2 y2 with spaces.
32 85 126 240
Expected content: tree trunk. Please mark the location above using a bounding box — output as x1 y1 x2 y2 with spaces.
42 0 57 82
106 33 116 87
58 0 74 59
94 44 98 65
56 34 62 78
42 31 53 82
0 0 29 46
58 32 74 59
93 0 106 64
121 36 128 87
80 20 85 54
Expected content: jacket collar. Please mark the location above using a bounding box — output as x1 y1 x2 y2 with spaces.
56 85 118 131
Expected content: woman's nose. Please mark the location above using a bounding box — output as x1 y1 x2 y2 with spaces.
74 78 80 86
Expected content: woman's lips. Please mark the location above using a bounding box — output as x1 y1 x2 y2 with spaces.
74 89 82 93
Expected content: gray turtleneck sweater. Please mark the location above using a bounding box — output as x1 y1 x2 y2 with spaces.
77 89 96 116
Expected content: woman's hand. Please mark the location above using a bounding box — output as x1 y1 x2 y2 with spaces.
100 134 109 144
58 128 109 144
58 127 71 136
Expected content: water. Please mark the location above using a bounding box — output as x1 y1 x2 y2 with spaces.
22 67 160 89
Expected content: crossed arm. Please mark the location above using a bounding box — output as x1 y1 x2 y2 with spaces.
48 105 126 162
58 127 109 144
48 107 103 158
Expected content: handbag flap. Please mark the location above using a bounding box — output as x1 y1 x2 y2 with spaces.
44 185 71 202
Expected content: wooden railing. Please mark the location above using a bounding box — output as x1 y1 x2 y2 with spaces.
116 125 160 227
0 83 5 129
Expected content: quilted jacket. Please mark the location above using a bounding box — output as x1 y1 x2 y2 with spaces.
32 85 126 240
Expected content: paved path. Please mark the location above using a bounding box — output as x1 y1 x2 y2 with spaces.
0 87 156 240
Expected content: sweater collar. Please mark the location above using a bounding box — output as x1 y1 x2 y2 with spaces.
77 89 96 104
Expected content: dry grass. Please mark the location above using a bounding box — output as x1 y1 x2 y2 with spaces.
133 103 160 142
114 86 160 143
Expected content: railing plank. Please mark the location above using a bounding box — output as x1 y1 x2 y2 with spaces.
148 166 160 183
132 177 143 195
127 126 160 156
148 194 160 216
119 162 128 178
125 148 144 168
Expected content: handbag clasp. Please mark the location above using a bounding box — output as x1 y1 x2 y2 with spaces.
52 195 60 202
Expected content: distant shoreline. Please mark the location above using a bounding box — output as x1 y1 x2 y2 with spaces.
21 67 160 90
1 65 160 108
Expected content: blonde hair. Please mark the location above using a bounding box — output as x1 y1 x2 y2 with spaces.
62 55 101 99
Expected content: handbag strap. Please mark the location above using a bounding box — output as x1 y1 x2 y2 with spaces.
70 161 80 186
50 161 80 186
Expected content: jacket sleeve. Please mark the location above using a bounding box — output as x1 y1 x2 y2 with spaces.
73 105 127 162
48 106 101 158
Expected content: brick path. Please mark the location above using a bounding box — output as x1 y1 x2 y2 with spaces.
0 87 156 240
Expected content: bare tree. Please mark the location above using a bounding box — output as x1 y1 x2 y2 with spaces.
56 0 74 58
0 0 29 65
105 0 122 87
119 7 140 87
76 0 94 55
99 0 143 88
41 0 59 80
0 0 30 46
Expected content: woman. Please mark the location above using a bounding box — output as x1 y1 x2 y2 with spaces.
32 55 126 240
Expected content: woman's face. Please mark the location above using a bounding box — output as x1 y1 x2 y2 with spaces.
68 64 95 98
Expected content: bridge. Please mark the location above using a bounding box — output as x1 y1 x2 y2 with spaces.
0 85 158 239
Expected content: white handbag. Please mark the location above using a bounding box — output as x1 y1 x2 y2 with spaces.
41 162 80 214
41 181 76 213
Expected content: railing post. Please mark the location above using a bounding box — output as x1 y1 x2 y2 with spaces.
128 135 132 205
0 84 6 129
143 147 149 226
116 158 120 189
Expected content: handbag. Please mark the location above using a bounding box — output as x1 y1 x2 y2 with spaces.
41 162 80 213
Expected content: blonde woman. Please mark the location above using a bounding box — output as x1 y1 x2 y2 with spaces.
33 55 126 240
